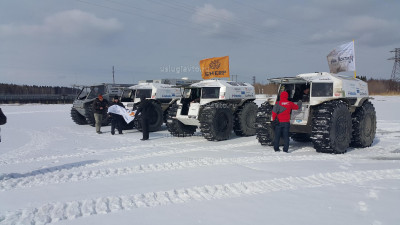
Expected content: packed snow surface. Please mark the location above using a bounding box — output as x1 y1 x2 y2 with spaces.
0 96 399 225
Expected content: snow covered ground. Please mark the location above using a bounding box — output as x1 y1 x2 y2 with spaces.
0 96 399 225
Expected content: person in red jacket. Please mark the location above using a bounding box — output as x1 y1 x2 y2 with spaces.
272 91 301 152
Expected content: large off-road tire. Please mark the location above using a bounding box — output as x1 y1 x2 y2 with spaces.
234 101 258 136
122 120 135 130
255 103 275 146
135 101 164 132
166 103 196 137
199 103 233 141
350 100 376 148
71 108 87 125
290 133 311 142
85 106 110 127
311 101 352 154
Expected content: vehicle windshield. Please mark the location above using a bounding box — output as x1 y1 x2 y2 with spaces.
87 85 106 99
201 87 220 99
76 87 90 100
183 88 191 98
121 89 135 102
135 89 152 99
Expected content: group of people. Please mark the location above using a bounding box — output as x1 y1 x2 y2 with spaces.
93 94 152 140
0 91 304 151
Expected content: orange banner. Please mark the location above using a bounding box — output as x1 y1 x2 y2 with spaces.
199 56 229 79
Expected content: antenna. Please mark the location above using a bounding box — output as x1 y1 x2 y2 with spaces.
112 66 115 84
388 48 400 91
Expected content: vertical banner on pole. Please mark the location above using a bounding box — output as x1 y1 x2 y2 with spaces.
327 41 356 74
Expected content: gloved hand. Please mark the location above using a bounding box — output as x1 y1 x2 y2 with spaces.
297 100 302 109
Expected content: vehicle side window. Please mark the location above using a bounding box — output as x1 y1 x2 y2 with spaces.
202 87 220 99
136 89 152 98
311 83 333 97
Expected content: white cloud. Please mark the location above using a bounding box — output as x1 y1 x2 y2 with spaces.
191 4 236 38
309 16 400 47
0 10 123 42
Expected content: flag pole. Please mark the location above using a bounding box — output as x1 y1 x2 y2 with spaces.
353 39 356 78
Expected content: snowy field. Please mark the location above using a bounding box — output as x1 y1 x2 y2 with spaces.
0 96 399 225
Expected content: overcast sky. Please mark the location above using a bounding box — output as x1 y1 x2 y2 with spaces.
1 0 399 86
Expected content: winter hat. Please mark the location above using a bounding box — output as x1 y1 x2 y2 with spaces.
98 94 103 99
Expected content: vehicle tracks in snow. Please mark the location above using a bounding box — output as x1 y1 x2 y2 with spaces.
0 153 349 191
1 141 399 191
0 138 208 166
1 169 399 225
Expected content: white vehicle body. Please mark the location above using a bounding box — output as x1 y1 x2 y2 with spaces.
121 82 181 109
256 72 376 153
175 79 255 126
268 72 369 127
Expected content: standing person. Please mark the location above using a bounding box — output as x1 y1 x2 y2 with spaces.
109 96 124 135
0 108 7 142
136 95 154 140
93 94 108 134
272 91 301 153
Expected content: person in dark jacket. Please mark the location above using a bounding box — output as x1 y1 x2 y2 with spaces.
109 96 124 135
0 108 6 142
0 108 6 125
136 95 154 140
272 91 301 153
92 94 108 134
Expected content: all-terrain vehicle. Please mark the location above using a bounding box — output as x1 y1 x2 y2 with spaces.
166 79 258 141
70 83 132 126
121 79 199 131
255 72 376 154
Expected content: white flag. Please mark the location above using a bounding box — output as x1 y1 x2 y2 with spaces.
327 41 355 73
107 105 136 123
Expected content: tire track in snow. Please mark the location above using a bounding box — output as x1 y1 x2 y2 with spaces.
0 138 208 166
0 154 344 191
1 169 399 225
5 110 66 115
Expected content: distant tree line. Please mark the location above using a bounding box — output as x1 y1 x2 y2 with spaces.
253 78 400 95
0 83 79 95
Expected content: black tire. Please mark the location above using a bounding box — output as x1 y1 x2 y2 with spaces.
122 120 135 130
350 101 376 148
85 105 110 127
290 133 311 142
135 101 163 132
71 108 87 125
199 103 233 141
166 103 196 137
311 101 352 154
255 103 275 146
234 101 258 136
